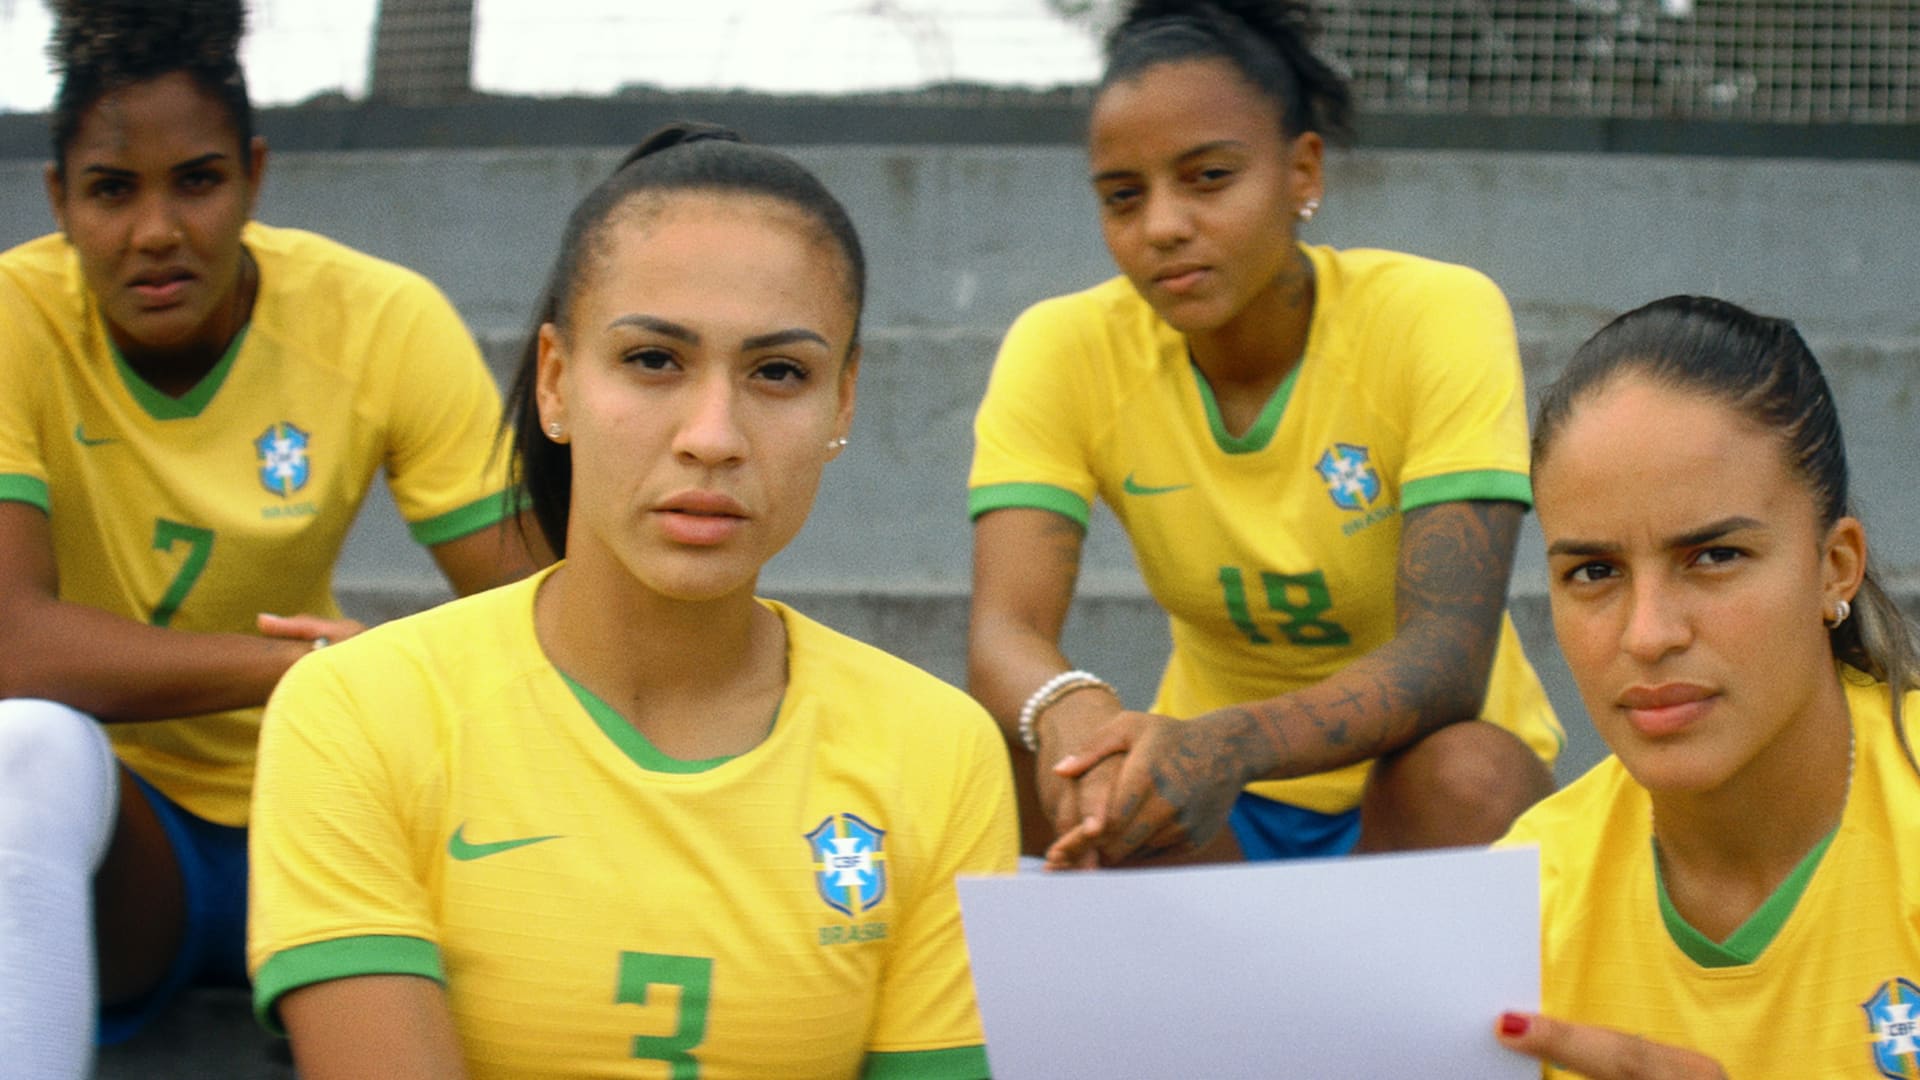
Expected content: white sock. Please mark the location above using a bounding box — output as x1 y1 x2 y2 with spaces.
0 699 120 1080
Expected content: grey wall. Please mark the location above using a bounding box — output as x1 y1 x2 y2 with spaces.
5 144 1917 782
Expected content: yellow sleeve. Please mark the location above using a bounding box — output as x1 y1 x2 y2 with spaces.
862 707 1018 1078
0 267 54 511
1393 266 1534 511
376 277 515 546
967 295 1104 528
248 651 442 1032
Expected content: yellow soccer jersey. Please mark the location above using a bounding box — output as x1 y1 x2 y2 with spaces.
970 244 1561 813
0 223 514 826
1501 673 1920 1079
249 568 1019 1080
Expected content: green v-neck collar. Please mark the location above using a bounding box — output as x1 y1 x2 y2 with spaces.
111 326 250 421
1654 825 1838 968
562 671 782 775
1191 360 1302 455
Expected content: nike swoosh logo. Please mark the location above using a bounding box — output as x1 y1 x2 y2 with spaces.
1122 473 1192 496
447 822 563 861
74 423 118 447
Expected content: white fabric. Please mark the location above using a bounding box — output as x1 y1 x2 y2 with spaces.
0 698 120 1080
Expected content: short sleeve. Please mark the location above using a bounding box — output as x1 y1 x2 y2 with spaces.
375 279 515 546
248 653 443 1032
967 296 1104 528
861 709 1018 1079
1393 266 1534 511
0 273 53 513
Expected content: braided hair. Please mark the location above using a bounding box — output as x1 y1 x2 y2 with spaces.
47 0 253 177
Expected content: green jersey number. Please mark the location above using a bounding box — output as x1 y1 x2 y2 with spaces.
149 519 214 627
616 951 713 1078
1218 566 1351 647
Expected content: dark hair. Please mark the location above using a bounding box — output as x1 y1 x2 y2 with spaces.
1534 295 1919 770
1099 0 1352 141
504 122 867 557
47 0 255 179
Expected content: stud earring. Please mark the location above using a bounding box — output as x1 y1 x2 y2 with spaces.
546 421 563 439
828 437 849 450
1826 597 1852 629
1298 198 1320 222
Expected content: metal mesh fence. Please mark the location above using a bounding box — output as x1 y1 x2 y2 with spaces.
1314 1 1918 123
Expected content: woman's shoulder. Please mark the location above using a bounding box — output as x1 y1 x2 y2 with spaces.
769 599 996 734
1313 244 1508 312
0 233 81 312
1499 757 1643 863
1010 275 1157 338
245 222 448 307
289 573 544 700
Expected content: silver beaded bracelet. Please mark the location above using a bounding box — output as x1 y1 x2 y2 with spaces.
1016 669 1116 753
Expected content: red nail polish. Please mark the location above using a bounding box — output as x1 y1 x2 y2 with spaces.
1498 1012 1531 1037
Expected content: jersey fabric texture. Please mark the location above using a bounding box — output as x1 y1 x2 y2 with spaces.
1501 673 1920 1078
0 223 514 826
969 244 1562 814
249 567 1019 1080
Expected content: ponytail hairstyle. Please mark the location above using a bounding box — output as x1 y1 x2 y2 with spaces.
503 122 867 557
47 0 254 180
1533 295 1920 775
1099 0 1353 141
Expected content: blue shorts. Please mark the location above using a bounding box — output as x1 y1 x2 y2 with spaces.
1227 792 1362 861
98 771 250 1045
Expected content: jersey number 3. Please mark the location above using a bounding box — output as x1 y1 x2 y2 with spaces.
617 951 713 1078
1218 566 1351 647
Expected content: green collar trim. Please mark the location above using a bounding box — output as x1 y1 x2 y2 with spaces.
1192 360 1301 455
1655 826 1838 968
112 326 250 420
560 671 753 775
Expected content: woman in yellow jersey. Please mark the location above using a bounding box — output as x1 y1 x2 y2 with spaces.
968 0 1560 868
248 124 1018 1080
1492 296 1920 1079
0 1 534 1073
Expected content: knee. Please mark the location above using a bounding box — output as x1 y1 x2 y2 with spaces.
0 699 119 864
1371 722 1552 841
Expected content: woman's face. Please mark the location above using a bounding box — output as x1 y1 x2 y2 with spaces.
46 70 262 358
537 193 858 604
1534 374 1863 795
1087 57 1321 336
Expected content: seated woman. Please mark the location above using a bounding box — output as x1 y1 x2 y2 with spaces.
246 124 1019 1080
0 1 533 1074
968 0 1561 868
1494 296 1919 1078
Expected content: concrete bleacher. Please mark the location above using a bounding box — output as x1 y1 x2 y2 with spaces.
3 124 1916 1077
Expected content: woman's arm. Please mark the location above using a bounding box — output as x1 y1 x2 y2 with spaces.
1052 498 1523 864
0 501 324 720
281 976 468 1080
426 510 549 598
967 507 1125 858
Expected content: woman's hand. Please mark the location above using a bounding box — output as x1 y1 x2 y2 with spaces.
257 612 367 649
1496 1012 1727 1079
1033 691 1126 870
1046 710 1256 867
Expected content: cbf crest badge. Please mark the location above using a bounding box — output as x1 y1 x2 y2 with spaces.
1315 442 1380 511
1865 977 1920 1078
806 813 887 917
255 422 311 497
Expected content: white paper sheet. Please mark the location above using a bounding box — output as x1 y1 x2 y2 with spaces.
957 845 1540 1079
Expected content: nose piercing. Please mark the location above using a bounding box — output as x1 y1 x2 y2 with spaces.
1826 597 1851 628
1297 198 1320 223
827 437 848 450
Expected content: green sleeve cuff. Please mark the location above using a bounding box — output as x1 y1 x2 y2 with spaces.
863 1044 991 1079
408 489 516 546
0 474 50 513
1401 469 1532 512
967 482 1090 528
252 934 444 1035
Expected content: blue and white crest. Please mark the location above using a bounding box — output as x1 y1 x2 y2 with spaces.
806 812 887 917
255 422 311 497
1315 442 1380 511
1865 977 1920 1077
